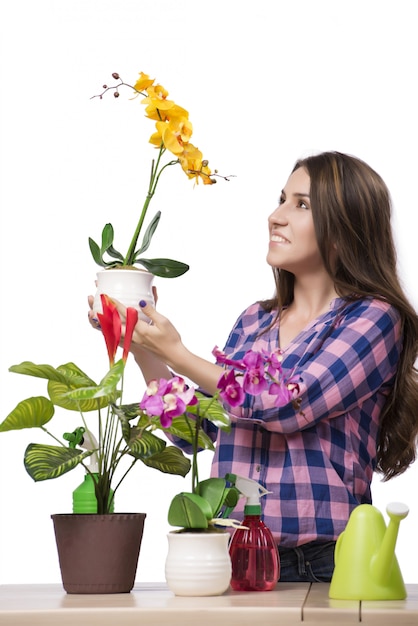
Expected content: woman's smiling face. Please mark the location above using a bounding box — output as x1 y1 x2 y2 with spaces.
267 166 324 276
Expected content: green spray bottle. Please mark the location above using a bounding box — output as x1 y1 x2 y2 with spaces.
64 427 114 514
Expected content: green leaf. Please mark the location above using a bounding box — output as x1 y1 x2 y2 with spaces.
197 478 229 518
9 361 70 384
64 360 124 401
100 223 115 253
127 428 166 460
168 492 212 529
135 211 161 256
24 443 92 481
165 415 215 451
142 446 191 476
136 258 189 278
195 394 231 432
105 245 124 261
0 397 54 432
88 237 106 267
48 362 115 411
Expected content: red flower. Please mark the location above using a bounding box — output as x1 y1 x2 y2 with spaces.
97 294 138 365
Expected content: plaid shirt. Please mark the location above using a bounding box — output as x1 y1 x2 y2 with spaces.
203 297 402 547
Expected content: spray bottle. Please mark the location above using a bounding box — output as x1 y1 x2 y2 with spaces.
226 473 280 591
64 427 114 513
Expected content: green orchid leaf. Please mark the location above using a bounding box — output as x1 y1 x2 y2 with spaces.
135 211 161 256
194 394 231 432
127 428 166 460
142 446 191 476
105 245 124 261
88 237 106 267
168 492 213 529
0 397 54 432
197 478 229 518
165 415 215 451
100 223 115 252
136 258 189 278
24 443 92 481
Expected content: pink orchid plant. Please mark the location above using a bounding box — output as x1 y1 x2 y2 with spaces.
138 347 302 531
0 295 193 514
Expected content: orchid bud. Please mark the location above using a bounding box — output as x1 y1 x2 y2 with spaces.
112 72 120 80
114 91 120 98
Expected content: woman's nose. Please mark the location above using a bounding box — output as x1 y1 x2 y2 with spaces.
268 204 287 226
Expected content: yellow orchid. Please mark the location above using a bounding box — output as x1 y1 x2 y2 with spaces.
154 118 193 156
133 71 155 92
90 71 230 274
179 143 214 185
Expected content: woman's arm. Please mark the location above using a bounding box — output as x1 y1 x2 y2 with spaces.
115 299 225 394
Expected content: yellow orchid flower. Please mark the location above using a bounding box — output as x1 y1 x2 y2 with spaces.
179 143 215 185
133 72 155 93
154 118 193 156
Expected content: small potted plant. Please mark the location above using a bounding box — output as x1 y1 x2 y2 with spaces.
89 71 231 312
138 347 302 596
0 295 192 594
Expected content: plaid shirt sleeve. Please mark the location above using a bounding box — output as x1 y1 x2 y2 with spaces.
210 297 402 546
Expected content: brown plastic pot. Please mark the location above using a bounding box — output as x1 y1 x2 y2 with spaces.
51 513 146 594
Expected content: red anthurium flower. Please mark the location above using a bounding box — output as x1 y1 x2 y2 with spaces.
97 294 121 366
122 307 139 362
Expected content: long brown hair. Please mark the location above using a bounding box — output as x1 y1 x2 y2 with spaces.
262 151 418 479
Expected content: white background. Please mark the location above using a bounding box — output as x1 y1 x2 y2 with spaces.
0 0 417 585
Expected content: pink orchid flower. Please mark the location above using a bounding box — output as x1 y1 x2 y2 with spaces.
140 376 197 428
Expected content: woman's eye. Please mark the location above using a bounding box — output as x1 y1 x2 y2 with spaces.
298 200 309 209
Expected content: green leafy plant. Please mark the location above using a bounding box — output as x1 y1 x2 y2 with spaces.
0 296 193 514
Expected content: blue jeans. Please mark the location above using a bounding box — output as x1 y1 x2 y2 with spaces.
278 541 335 582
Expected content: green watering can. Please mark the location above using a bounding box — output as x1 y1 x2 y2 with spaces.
329 502 409 600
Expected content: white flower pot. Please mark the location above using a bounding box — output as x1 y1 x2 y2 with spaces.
165 531 232 596
93 268 155 317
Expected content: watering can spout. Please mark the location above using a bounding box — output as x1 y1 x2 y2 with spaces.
371 502 409 585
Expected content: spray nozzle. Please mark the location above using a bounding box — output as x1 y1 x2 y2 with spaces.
63 427 99 472
226 473 271 513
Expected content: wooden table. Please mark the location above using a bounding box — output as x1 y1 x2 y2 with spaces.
0 582 417 625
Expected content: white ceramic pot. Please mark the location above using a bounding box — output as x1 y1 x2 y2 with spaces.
93 268 155 317
165 531 232 596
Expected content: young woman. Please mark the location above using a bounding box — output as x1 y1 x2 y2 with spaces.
89 151 418 582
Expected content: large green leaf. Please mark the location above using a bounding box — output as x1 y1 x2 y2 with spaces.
9 362 70 384
24 443 91 481
127 428 166 460
0 397 54 432
48 362 112 412
142 446 191 476
167 492 213 529
137 258 189 278
64 360 124 401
